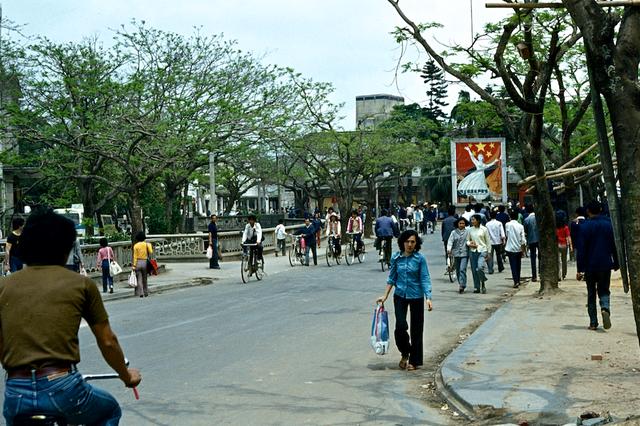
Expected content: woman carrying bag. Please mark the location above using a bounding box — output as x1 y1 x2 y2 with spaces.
376 229 433 371
96 237 116 293
132 231 152 298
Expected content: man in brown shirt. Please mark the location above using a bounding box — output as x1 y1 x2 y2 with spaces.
0 210 141 425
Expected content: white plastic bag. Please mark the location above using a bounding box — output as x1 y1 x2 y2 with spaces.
128 271 138 288
109 261 123 276
206 246 213 259
80 267 88 277
370 304 390 355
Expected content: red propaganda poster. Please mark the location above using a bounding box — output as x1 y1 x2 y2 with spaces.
450 138 507 205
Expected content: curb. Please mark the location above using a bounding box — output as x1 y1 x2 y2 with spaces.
101 277 220 302
434 364 477 421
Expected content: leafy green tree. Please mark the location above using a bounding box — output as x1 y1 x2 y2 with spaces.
420 59 449 122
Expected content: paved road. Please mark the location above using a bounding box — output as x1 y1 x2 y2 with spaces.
4 232 517 425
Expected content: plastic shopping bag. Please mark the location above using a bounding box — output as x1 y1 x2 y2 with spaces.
109 261 123 276
128 271 138 288
206 246 213 259
370 304 389 355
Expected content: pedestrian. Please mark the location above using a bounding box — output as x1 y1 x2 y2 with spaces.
96 237 116 293
447 217 470 294
0 210 141 425
208 214 220 269
504 210 527 288
577 201 618 330
294 218 317 266
467 214 491 294
496 204 510 229
555 216 572 280
132 231 152 298
441 206 458 257
4 217 25 273
461 204 475 223
313 212 323 248
275 218 287 257
65 238 85 273
486 210 506 274
376 229 433 371
413 206 423 234
523 204 540 282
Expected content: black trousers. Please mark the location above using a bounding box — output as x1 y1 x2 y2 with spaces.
393 294 425 367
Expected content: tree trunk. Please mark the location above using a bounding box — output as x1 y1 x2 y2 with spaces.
129 191 144 237
78 178 97 237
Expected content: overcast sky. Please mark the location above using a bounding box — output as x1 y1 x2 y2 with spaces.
3 0 509 129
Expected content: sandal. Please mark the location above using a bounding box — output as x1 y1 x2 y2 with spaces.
407 364 417 371
399 356 409 370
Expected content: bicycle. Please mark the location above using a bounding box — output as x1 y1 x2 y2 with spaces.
12 364 138 426
288 235 306 267
241 243 264 283
377 237 392 272
446 252 455 283
344 232 366 265
325 234 342 267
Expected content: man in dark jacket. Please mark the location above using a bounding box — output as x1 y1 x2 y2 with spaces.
375 209 396 262
295 218 317 266
577 201 619 330
440 206 458 257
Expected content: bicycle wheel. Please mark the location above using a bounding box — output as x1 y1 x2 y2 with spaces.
241 255 249 283
358 243 366 263
447 256 455 283
335 246 342 265
345 243 354 265
288 243 295 267
325 245 332 267
255 258 264 280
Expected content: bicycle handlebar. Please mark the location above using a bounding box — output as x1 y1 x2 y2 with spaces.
241 243 260 247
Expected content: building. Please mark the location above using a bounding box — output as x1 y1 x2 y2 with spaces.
355 94 404 129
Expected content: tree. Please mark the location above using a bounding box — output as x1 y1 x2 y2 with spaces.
388 0 586 293
420 59 449 122
562 0 640 347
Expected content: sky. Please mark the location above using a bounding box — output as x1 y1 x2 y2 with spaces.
3 0 510 129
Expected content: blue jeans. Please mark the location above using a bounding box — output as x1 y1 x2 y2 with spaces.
469 251 488 290
101 259 114 292
9 257 23 273
454 256 468 288
585 270 611 327
209 239 220 268
529 242 539 280
4 370 121 426
304 244 317 265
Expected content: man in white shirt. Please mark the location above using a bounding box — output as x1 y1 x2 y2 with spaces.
504 210 527 288
274 219 287 257
467 214 491 294
461 204 476 223
486 211 506 274
242 215 263 261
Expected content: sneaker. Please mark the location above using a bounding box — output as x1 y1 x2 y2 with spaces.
109 287 114 294
459 287 465 294
473 289 480 294
481 285 487 294
602 309 611 330
513 282 520 288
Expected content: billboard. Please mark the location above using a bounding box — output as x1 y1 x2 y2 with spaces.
451 138 507 205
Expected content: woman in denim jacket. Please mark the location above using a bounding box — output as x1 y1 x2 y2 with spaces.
376 229 433 371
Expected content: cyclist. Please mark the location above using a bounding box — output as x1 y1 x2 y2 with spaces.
347 209 364 253
375 209 395 262
242 215 263 262
295 217 317 265
0 210 141 425
325 213 342 256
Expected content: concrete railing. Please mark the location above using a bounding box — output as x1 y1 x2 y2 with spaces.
0 224 308 268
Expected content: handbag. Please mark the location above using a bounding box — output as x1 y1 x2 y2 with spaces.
370 304 390 355
107 248 122 276
128 271 137 288
206 246 213 259
146 243 158 276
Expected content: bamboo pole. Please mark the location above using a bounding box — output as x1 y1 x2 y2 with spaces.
555 142 598 172
486 1 640 9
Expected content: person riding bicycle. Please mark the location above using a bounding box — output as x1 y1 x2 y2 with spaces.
242 215 264 260
325 213 342 256
294 217 318 265
375 209 396 262
347 209 364 253
0 210 141 426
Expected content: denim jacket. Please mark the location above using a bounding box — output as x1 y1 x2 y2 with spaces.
386 252 432 300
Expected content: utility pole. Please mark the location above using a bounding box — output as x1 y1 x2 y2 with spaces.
209 152 216 215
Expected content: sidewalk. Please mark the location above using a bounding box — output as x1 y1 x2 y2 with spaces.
100 241 340 302
438 259 640 425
